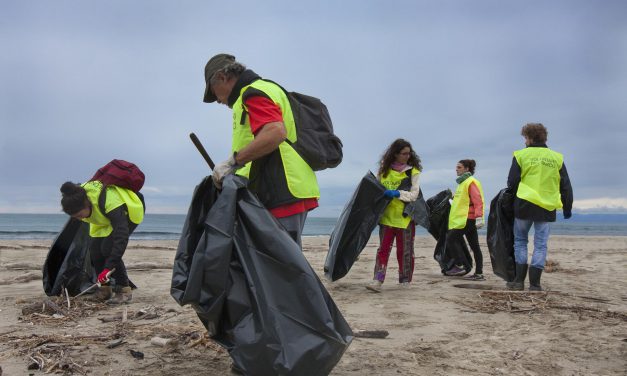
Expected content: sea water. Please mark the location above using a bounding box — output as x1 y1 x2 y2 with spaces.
0 213 625 240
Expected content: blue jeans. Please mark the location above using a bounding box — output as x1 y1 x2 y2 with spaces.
513 218 551 269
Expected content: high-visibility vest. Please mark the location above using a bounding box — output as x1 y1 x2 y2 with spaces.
448 176 484 230
231 80 320 200
80 181 144 237
379 167 420 229
513 147 564 211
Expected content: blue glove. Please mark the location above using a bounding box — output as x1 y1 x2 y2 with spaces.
383 190 400 198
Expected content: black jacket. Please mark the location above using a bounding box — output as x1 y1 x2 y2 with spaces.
506 143 573 222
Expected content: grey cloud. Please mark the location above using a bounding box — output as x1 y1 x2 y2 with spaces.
1 0 626 214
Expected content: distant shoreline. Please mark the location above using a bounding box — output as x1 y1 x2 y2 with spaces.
1 213 626 240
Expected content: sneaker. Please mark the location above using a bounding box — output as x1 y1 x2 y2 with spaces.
445 266 466 276
400 282 410 288
464 273 485 281
365 280 382 293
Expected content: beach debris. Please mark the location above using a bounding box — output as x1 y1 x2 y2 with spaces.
129 349 144 359
135 306 159 320
64 288 71 309
106 338 126 349
151 336 179 348
19 296 106 325
19 299 75 320
353 329 389 339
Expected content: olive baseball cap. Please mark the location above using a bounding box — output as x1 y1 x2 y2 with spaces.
203 53 236 103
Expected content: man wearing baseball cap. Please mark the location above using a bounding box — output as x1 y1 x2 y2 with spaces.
203 53 319 247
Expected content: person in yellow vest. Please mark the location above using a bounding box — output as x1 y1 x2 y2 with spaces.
60 181 145 304
506 123 573 291
367 139 422 292
202 53 319 248
445 159 486 280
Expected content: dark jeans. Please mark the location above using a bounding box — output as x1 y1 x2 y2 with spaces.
90 221 138 287
446 218 483 274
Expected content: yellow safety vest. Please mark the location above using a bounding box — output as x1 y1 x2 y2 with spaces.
513 147 564 211
448 176 484 230
379 168 420 229
80 181 144 238
231 79 319 199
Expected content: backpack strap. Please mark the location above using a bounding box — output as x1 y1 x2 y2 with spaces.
98 185 108 218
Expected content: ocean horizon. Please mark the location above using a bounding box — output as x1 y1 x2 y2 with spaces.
0 213 626 240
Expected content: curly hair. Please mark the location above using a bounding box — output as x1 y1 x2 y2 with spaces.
521 123 548 144
458 159 476 174
378 138 422 178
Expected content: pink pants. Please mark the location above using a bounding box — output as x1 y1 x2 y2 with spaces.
373 223 415 283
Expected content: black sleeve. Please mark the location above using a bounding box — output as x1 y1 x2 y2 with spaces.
104 205 130 270
559 163 574 216
506 157 521 193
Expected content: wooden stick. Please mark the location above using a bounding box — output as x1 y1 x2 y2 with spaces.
64 288 71 309
151 336 179 348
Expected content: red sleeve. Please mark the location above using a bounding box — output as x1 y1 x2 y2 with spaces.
244 96 283 135
468 182 484 218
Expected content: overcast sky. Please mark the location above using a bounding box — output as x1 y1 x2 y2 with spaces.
1 0 626 216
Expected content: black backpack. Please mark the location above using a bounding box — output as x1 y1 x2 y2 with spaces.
262 80 343 171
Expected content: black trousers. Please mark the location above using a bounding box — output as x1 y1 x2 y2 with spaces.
90 221 139 288
446 218 483 274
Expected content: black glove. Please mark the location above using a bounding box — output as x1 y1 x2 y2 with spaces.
563 210 572 219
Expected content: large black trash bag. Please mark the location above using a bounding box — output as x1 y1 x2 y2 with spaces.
324 171 430 282
171 175 353 376
402 189 430 230
487 188 516 282
324 171 390 281
426 190 472 275
397 171 430 230
43 219 94 296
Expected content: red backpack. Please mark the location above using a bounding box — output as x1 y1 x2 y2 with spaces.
90 159 145 192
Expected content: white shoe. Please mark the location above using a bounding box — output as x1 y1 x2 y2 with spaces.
400 282 410 288
365 280 382 293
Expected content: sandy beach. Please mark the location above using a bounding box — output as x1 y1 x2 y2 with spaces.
0 235 625 375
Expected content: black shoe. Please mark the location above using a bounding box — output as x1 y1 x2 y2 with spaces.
464 273 485 281
445 265 466 276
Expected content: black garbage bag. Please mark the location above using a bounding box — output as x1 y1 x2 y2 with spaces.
487 188 516 282
171 175 353 376
324 172 390 281
402 189 430 230
397 172 430 230
42 219 94 296
426 190 472 274
324 171 430 282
